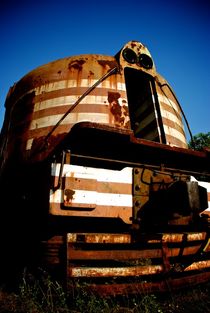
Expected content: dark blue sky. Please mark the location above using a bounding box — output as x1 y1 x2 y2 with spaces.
1 0 209 140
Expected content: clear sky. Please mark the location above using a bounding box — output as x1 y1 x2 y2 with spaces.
1 0 209 141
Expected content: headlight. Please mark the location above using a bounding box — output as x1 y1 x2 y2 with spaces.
122 48 137 64
138 54 153 69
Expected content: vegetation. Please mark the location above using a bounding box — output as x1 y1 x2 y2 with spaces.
188 132 210 151
1 269 210 313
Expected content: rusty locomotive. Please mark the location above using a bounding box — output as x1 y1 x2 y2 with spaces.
0 40 210 294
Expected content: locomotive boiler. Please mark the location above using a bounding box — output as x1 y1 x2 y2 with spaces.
0 40 210 294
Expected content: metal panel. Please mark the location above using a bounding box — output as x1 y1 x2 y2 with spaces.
50 164 133 224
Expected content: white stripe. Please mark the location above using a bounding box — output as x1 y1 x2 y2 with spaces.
35 79 126 95
97 167 132 183
164 126 186 144
70 265 163 277
51 165 132 207
34 95 112 112
52 164 132 184
29 112 109 130
50 189 132 207
96 192 132 206
34 96 78 111
160 108 184 129
158 94 180 115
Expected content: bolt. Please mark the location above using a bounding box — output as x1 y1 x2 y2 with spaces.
135 185 140 191
135 200 141 207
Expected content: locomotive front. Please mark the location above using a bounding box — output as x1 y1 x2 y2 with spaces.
0 41 210 293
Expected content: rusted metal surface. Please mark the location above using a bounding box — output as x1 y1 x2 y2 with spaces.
50 163 133 223
0 41 188 167
69 265 163 277
47 137 210 293
67 248 163 260
40 230 210 294
67 233 131 243
77 271 210 295
133 166 191 225
1 40 210 294
0 54 126 165
66 122 210 178
118 41 187 148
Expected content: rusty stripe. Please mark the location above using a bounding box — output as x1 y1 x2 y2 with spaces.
183 245 202 255
52 189 132 207
187 232 207 241
164 133 187 148
159 100 182 119
61 177 96 192
161 108 184 129
68 264 163 277
51 190 132 207
67 233 131 243
67 248 163 260
85 272 210 295
52 176 132 194
163 124 186 144
29 112 109 130
95 180 132 194
157 86 181 112
32 103 109 120
50 203 132 224
33 94 127 111
150 233 206 243
34 86 125 103
34 78 126 96
27 124 71 138
41 236 63 244
162 117 186 137
185 259 210 271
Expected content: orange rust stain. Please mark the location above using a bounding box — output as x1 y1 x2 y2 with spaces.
64 189 75 203
97 60 117 69
68 60 85 71
107 91 129 128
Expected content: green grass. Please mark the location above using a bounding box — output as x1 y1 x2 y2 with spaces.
1 269 210 313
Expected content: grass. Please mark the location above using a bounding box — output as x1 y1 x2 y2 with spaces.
1 269 210 313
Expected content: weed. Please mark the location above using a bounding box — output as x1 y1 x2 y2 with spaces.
1 269 210 313
18 268 69 313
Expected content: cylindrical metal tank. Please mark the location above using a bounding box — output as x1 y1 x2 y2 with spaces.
0 40 187 168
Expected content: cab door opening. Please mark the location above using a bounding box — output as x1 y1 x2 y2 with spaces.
124 68 166 143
